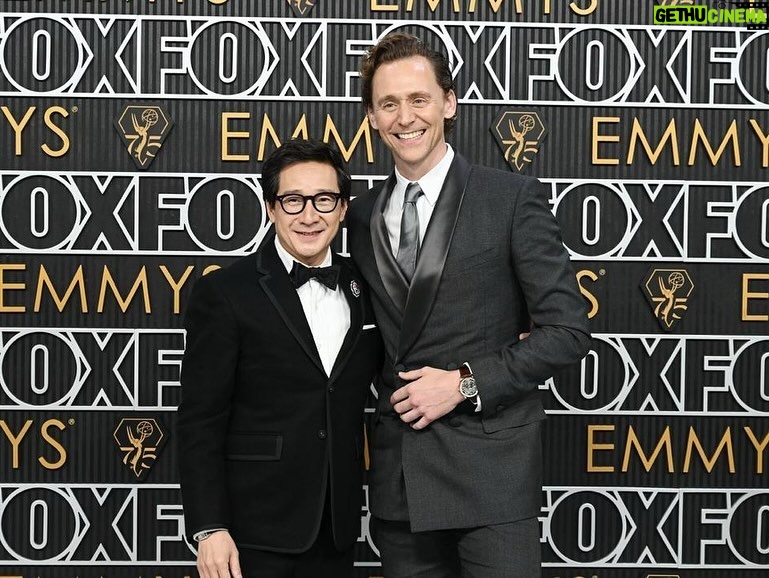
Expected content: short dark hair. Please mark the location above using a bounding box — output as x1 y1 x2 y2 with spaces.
261 140 351 205
359 32 457 133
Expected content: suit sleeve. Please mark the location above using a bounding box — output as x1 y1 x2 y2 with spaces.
470 177 592 415
176 272 239 538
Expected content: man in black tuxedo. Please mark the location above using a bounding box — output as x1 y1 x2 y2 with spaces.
177 140 382 578
347 33 592 576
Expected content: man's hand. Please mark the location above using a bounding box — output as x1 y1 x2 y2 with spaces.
196 530 241 578
391 366 465 430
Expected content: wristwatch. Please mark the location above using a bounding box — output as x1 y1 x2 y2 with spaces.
458 363 478 403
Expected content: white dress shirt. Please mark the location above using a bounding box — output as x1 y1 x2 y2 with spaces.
274 237 351 376
383 145 455 256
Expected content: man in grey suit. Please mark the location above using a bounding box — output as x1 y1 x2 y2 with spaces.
347 33 592 576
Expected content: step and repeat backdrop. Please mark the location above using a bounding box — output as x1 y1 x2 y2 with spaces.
0 0 768 577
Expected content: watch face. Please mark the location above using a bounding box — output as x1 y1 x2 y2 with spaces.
460 377 478 398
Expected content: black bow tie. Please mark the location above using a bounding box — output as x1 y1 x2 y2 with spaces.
290 262 340 290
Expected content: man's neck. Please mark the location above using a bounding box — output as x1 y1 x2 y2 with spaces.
394 143 451 182
394 144 454 187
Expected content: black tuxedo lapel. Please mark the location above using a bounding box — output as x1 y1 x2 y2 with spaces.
370 174 410 315
256 238 325 374
397 154 472 361
328 258 364 383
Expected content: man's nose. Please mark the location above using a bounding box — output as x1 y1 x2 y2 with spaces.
298 199 321 221
397 104 415 125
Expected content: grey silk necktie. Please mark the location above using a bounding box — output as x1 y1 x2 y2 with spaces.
396 182 423 282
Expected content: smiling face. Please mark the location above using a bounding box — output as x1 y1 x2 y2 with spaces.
367 56 457 181
266 161 347 267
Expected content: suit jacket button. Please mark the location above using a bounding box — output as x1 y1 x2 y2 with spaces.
328 386 335 393
318 430 327 440
394 364 405 372
448 417 461 428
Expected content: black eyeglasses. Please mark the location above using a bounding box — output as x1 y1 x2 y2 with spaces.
275 192 342 214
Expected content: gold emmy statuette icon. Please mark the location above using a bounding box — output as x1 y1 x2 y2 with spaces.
124 419 153 476
642 268 694 331
113 418 166 479
115 105 173 170
491 110 547 174
130 108 159 162
503 114 536 171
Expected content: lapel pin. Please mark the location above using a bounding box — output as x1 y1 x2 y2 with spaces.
350 280 361 298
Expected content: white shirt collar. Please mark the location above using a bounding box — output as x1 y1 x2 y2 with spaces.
394 144 455 206
274 236 333 274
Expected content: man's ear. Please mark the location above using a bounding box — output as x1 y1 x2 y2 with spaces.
444 89 457 120
367 108 378 131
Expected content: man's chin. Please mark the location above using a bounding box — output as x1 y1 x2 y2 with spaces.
294 244 325 262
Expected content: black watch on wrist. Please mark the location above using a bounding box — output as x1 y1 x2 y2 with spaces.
458 363 478 405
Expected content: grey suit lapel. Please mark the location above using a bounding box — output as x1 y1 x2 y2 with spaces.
397 154 472 361
370 173 409 314
256 238 325 374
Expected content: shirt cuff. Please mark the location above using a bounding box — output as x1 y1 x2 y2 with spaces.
193 528 227 542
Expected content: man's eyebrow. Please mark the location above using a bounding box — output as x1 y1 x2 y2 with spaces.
376 91 431 104
278 189 339 195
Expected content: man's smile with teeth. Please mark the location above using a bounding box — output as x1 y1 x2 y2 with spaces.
398 130 425 140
